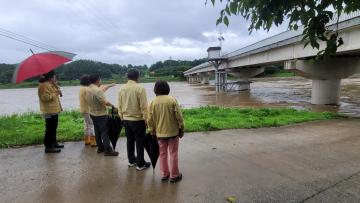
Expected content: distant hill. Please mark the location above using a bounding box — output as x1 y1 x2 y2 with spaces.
0 58 205 84
149 58 206 77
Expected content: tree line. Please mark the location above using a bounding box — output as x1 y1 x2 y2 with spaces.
0 58 206 84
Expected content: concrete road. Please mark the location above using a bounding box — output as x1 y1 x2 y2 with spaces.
1 118 360 203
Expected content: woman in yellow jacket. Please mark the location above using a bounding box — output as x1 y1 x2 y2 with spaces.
38 71 63 153
147 80 184 183
79 75 96 146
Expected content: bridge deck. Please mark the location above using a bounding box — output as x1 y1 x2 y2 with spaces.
184 11 360 76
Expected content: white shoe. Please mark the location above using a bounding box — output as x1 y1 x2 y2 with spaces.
128 162 136 167
136 162 150 171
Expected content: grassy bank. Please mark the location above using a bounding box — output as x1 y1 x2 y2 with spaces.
266 70 296 77
0 76 185 89
0 107 340 148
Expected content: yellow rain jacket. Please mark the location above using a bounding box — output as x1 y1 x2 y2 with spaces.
38 82 62 114
118 80 148 121
147 95 184 138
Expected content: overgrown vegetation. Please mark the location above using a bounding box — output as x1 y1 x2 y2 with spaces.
0 107 340 148
266 70 295 77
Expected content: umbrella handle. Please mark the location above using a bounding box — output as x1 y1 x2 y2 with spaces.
53 83 63 97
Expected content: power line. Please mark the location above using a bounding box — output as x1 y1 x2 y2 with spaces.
0 32 51 51
63 0 117 36
0 28 58 51
79 0 120 29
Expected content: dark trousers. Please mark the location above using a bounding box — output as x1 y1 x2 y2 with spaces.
44 115 58 148
91 115 112 152
123 120 146 166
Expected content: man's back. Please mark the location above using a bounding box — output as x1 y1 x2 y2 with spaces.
87 84 107 116
118 80 148 121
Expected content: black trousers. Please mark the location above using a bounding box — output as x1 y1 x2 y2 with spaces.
44 114 58 148
91 115 112 152
123 120 146 166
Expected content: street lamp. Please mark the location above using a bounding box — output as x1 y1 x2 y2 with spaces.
207 46 226 92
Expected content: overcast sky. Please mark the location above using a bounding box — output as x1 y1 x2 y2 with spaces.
0 0 286 65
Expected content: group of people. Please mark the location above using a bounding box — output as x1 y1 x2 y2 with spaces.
37 69 184 182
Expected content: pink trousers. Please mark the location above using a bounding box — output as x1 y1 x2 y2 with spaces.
158 137 180 178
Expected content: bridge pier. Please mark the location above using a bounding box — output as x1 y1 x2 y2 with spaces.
285 58 360 105
198 73 210 85
228 67 264 91
312 79 341 104
187 75 197 84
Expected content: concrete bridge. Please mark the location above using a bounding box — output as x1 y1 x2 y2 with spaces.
184 12 360 105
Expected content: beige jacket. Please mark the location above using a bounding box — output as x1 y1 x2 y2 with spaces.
38 82 62 114
147 95 184 138
118 80 148 121
79 86 90 113
87 84 108 116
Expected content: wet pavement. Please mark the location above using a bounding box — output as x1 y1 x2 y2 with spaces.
1 77 360 117
1 118 360 202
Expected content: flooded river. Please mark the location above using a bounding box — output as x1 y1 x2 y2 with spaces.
0 77 360 117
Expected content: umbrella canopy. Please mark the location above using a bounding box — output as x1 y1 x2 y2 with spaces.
144 133 159 169
13 51 76 84
107 107 122 150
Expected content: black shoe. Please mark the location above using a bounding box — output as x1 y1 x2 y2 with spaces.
104 150 119 156
170 173 182 183
45 147 61 153
54 143 64 148
161 175 170 182
136 162 151 171
97 148 104 153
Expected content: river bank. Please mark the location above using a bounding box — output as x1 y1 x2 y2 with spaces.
0 107 340 148
0 76 185 89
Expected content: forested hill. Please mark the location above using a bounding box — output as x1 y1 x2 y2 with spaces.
149 58 206 77
0 58 205 83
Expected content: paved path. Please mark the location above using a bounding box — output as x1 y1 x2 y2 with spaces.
1 119 360 203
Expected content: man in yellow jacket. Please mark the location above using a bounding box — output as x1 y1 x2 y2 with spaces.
87 74 118 156
38 71 64 153
118 69 150 170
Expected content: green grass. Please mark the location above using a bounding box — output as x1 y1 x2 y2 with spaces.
0 76 185 89
0 107 341 148
267 70 296 77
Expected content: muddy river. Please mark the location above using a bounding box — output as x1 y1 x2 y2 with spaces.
0 77 359 117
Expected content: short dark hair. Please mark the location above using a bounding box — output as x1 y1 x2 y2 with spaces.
127 69 140 80
154 80 170 95
80 74 91 86
89 74 100 84
39 71 55 83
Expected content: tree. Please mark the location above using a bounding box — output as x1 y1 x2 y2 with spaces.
208 0 360 59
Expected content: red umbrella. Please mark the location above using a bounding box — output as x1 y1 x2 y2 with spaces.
12 50 76 84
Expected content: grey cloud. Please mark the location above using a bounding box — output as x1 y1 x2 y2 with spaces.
0 0 287 65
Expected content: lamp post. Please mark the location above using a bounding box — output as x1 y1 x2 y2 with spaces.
207 46 226 92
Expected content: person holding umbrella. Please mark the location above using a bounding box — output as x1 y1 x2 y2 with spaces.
87 74 118 156
118 69 150 171
13 50 75 153
147 80 184 183
38 71 64 153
